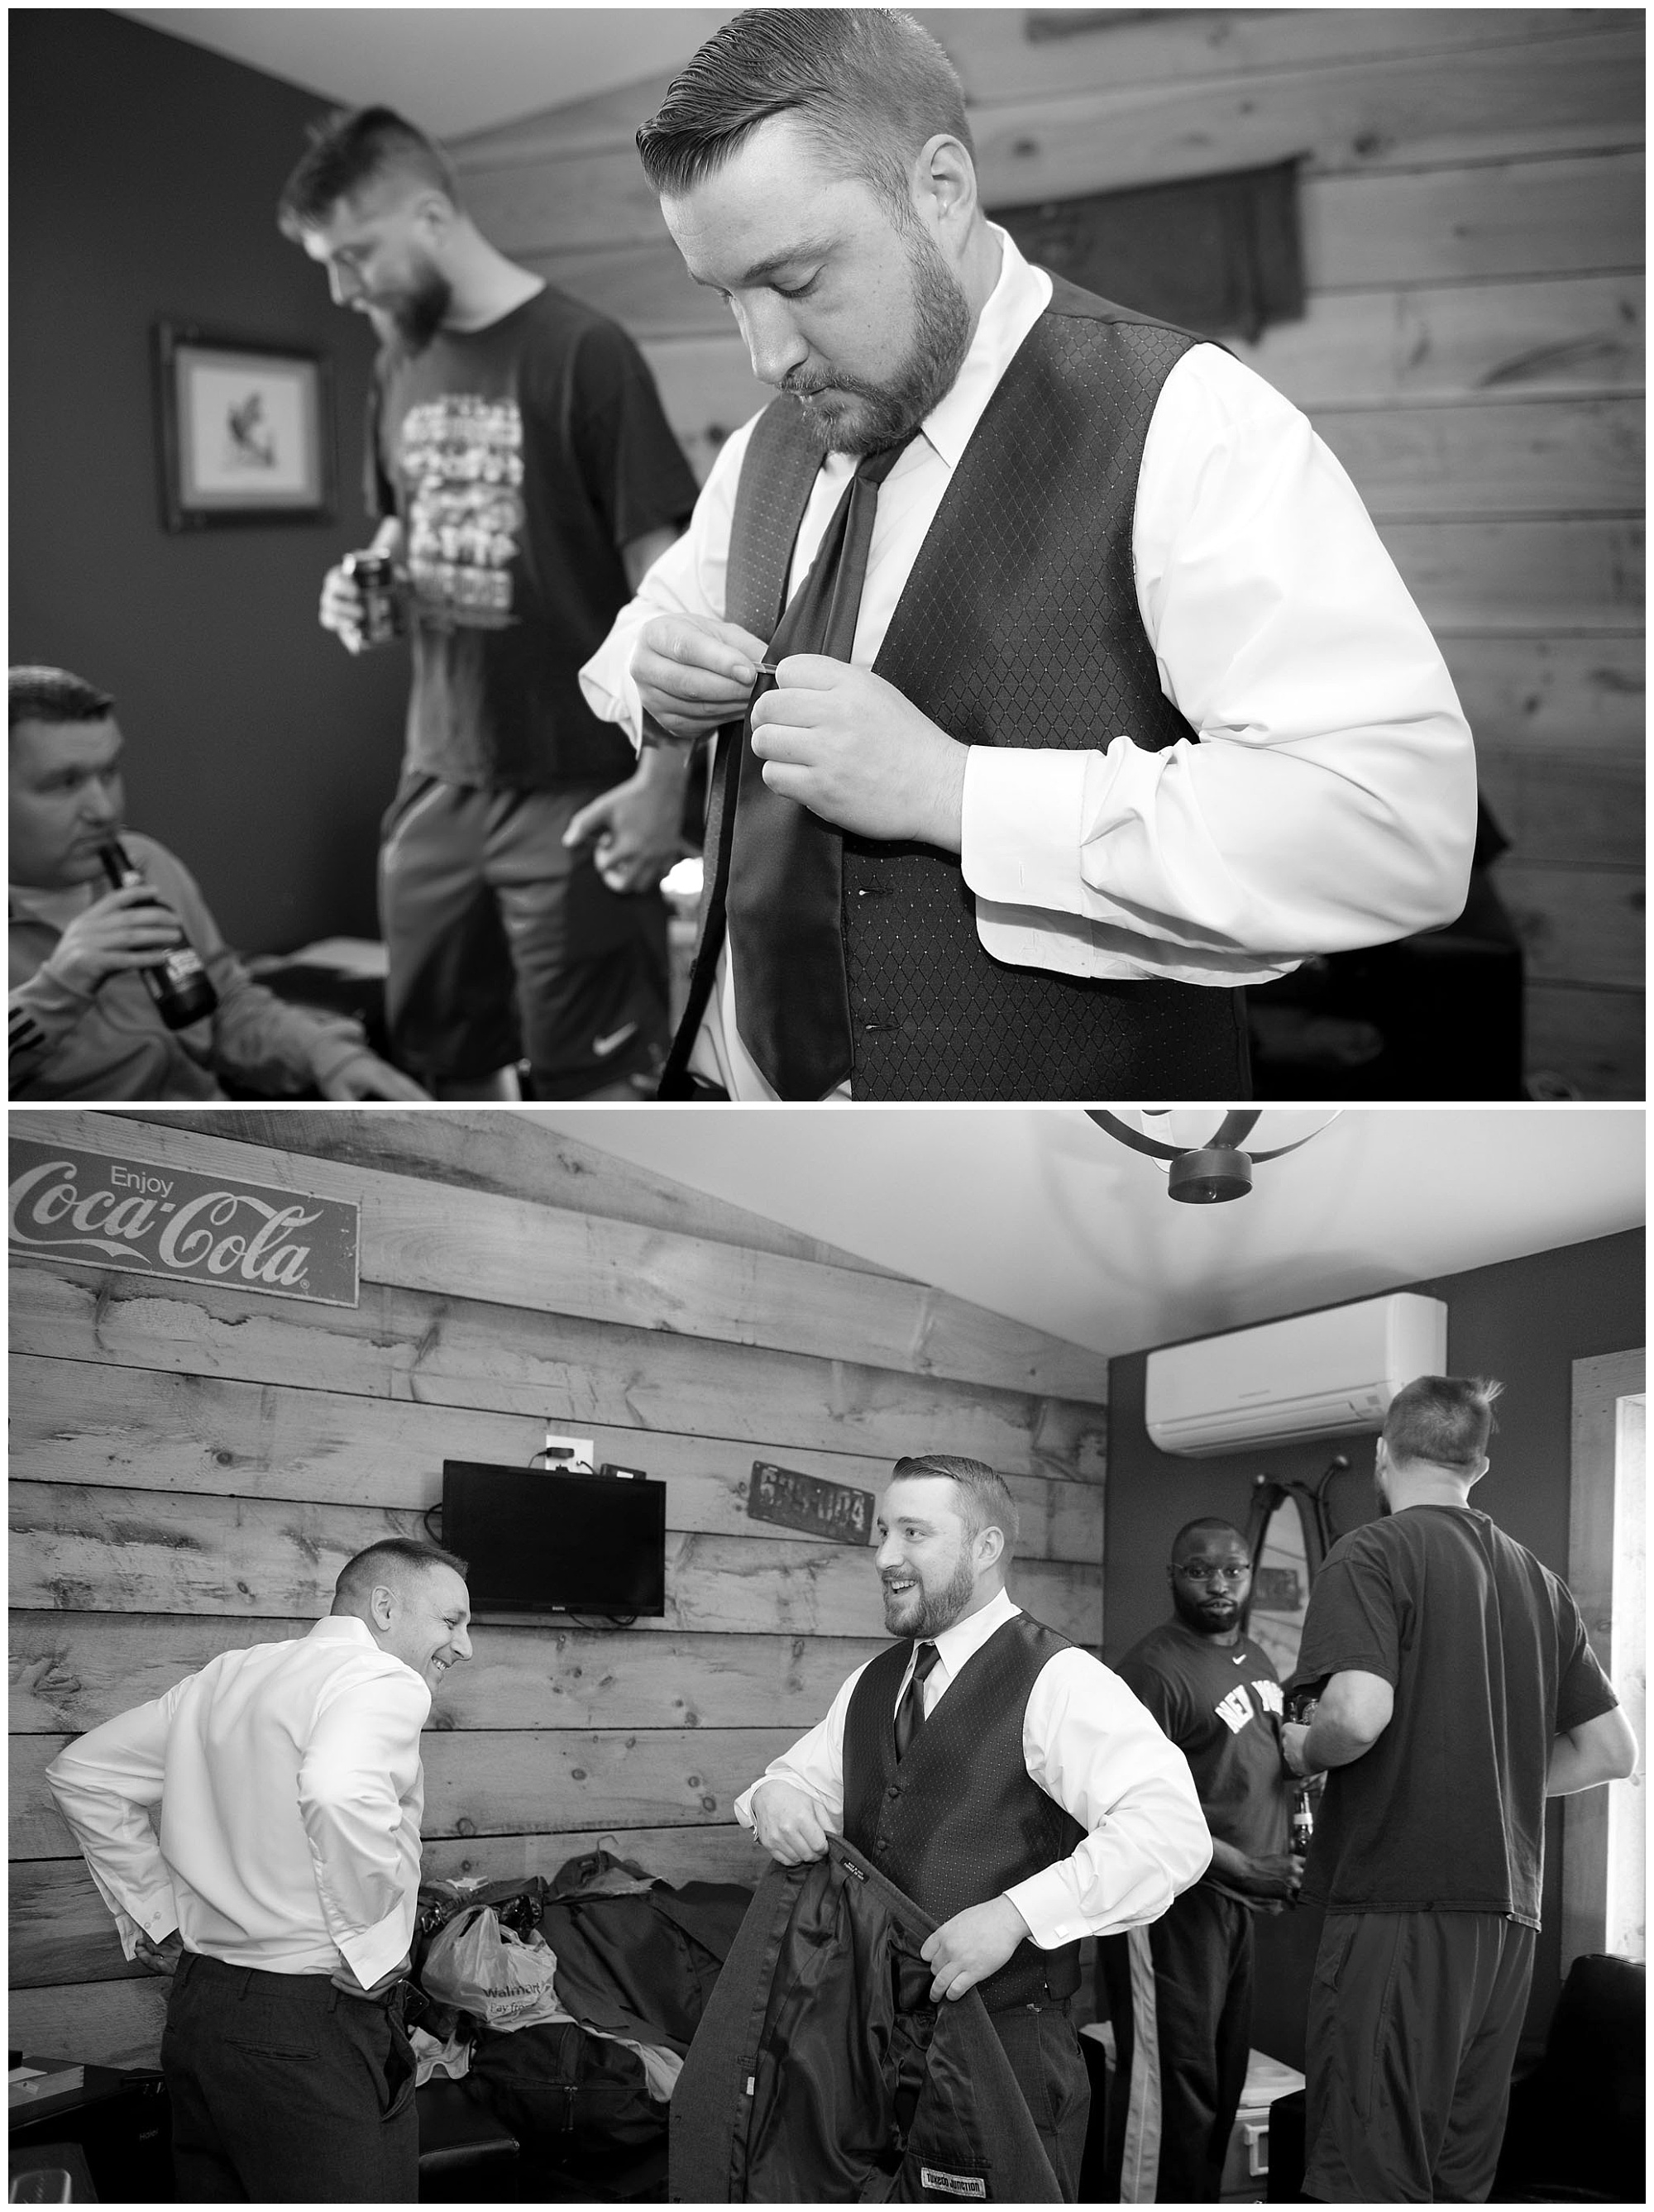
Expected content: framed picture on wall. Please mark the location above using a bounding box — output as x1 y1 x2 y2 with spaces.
154 323 333 529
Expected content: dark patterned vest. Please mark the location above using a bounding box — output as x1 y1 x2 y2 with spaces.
844 1613 1084 2010
713 279 1250 1101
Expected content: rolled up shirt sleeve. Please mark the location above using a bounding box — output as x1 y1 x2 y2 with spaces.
299 1669 431 1990
1006 1648 1212 1947
961 344 1478 983
45 1689 189 1958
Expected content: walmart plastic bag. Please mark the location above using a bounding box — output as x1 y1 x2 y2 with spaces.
419 1904 571 2033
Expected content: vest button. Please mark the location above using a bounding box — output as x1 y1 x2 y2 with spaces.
886 1784 900 1799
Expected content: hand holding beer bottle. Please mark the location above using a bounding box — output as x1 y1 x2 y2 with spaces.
94 843 218 1026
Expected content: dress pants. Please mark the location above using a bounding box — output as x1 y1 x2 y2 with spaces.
160 1951 418 2201
1100 1881 1256 2200
987 1996 1092 2200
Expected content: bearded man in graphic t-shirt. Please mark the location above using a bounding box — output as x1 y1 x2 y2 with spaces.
1099 1517 1300 2200
280 107 699 1101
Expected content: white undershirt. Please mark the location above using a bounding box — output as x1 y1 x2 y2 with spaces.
45 1615 430 1988
731 1587 1212 1947
580 227 1477 1101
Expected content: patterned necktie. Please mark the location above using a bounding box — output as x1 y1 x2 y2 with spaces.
893 1640 941 1762
725 435 914 1099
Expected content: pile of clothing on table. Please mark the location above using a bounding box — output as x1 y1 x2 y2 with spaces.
409 1847 753 2190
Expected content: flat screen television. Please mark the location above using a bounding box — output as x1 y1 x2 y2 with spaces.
442 1460 667 1617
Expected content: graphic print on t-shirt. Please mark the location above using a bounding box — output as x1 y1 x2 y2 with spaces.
1212 1677 1284 1736
399 395 523 628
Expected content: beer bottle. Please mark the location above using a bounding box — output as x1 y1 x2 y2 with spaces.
98 840 218 1028
1289 1784 1315 1858
1288 1689 1319 1859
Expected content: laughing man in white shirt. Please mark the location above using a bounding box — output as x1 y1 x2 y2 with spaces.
580 9 1478 1101
733 1455 1210 2197
45 1538 473 2201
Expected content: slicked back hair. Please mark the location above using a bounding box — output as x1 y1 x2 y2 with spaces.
278 105 458 237
10 666 115 731
637 10 973 227
890 1454 1019 1555
332 1537 468 1614
1383 1374 1503 1471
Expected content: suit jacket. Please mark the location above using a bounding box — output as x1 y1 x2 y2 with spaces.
669 1836 1063 2201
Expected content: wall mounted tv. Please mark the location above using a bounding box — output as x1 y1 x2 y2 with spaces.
442 1460 667 1617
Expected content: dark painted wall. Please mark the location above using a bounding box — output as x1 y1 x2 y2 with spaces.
11 10 407 952
1104 1227 1645 2069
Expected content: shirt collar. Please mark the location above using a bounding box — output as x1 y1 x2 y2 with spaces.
917 225 1053 473
925 1583 1021 1681
308 1614 381 1648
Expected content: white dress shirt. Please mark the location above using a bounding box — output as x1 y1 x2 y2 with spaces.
45 1615 431 1989
581 227 1477 1101
732 1588 1211 1947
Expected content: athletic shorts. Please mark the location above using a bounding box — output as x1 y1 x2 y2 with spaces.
378 772 669 1096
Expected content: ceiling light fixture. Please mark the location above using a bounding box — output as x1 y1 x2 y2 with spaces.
1086 1108 1341 1204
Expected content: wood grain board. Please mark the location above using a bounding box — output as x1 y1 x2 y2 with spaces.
9 1979 173 2073
7 1356 1104 1560
1316 394 1641 521
9 1112 1109 1402
17 1723 805 1865
528 149 1643 345
448 14 1635 166
8 1612 887 1738
457 31 1643 252
9 1485 1102 1645
1495 864 1645 988
6 1259 1108 1479
1233 275 1643 407
114 1109 911 1281
1476 747 1643 871
1377 518 1642 633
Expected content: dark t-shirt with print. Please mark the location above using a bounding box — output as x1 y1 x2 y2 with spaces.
368 286 698 790
1119 1618 1290 1909
1291 1505 1617 1928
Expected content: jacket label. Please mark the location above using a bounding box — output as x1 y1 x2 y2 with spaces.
920 2168 987 2199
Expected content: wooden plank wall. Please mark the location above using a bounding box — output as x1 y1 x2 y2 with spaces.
447 8 1645 1096
8 1107 1108 2068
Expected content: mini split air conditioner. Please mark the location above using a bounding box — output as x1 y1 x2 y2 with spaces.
1145 1292 1449 1458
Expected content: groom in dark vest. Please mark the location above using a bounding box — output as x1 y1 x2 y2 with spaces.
732 1455 1211 2198
580 9 1477 1101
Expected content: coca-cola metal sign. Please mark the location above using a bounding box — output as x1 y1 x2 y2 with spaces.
7 1138 359 1307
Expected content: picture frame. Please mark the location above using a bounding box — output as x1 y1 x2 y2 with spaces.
154 322 334 530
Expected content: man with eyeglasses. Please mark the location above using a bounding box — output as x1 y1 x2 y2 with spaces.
1098 1519 1298 2200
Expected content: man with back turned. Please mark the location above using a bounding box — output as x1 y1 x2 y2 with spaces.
45 1540 473 2200
581 9 1477 1099
1283 1376 1637 2202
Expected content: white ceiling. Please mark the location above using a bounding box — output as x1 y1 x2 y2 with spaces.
520 1107 1645 1359
117 8 733 139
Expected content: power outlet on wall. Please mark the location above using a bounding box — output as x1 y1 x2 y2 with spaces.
538 1433 595 1472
